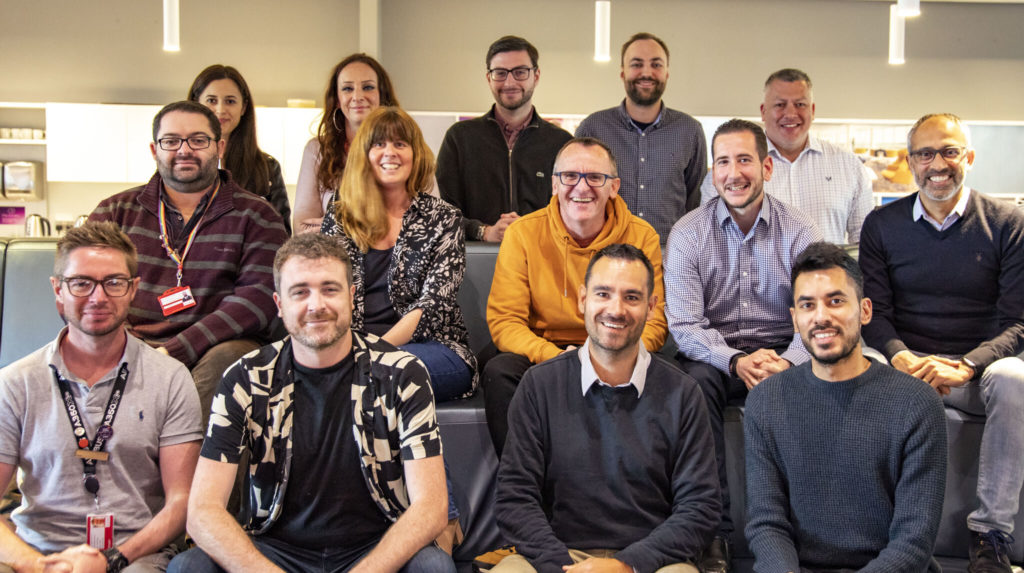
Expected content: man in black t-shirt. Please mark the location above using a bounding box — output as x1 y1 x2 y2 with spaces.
169 234 453 573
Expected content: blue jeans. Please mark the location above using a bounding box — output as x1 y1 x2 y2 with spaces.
942 356 1024 534
168 537 455 573
401 341 473 402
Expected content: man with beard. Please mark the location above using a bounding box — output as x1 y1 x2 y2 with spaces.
859 113 1024 573
745 241 947 573
664 119 821 573
0 222 202 573
169 233 453 573
699 69 873 245
437 36 571 243
494 244 719 573
89 101 288 424
576 32 706 241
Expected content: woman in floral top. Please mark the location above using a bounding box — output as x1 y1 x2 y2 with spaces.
321 106 476 402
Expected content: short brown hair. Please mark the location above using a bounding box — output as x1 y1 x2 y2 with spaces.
273 234 352 292
54 221 138 278
620 32 670 65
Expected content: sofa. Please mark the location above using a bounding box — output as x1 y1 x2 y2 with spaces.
0 238 1019 572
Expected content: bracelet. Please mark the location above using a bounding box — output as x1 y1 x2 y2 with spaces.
476 225 489 241
729 353 747 378
102 547 128 573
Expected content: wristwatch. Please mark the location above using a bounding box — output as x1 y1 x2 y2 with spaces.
102 547 128 573
475 224 489 241
961 357 978 378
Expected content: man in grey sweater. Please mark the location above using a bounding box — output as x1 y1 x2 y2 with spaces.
744 242 947 572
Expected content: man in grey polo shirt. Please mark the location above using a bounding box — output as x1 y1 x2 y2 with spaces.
576 32 707 242
0 222 203 573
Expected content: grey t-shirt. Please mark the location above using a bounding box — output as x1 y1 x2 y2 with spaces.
0 329 203 552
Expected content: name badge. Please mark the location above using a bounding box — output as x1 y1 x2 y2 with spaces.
159 286 196 316
86 513 114 549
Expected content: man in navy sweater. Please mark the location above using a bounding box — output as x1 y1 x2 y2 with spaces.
495 244 719 573
746 242 947 572
859 113 1024 573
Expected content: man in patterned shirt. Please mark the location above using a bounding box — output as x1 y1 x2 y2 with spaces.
700 69 873 244
575 32 706 242
169 234 454 573
665 119 822 573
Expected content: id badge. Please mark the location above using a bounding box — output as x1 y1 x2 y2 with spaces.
159 286 197 316
86 513 114 549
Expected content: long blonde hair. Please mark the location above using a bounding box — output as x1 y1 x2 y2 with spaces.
334 107 434 252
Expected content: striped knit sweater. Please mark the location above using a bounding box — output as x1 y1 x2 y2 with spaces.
89 170 288 366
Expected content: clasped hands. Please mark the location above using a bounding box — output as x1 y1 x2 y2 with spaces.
736 349 791 390
892 351 974 395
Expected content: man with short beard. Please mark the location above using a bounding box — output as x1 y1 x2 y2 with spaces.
576 32 706 242
170 233 453 573
664 119 821 573
745 241 946 573
495 244 718 573
437 35 571 243
89 101 288 424
859 113 1024 573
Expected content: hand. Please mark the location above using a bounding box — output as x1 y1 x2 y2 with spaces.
563 557 632 572
908 355 974 395
38 545 106 573
736 349 791 390
482 212 520 242
298 217 324 234
890 350 927 375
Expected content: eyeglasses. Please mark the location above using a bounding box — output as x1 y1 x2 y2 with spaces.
908 146 968 164
60 276 133 297
156 135 214 151
487 67 535 82
554 171 618 188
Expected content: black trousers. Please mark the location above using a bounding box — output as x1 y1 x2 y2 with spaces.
481 352 533 458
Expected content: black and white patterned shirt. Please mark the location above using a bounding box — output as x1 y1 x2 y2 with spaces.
665 194 822 373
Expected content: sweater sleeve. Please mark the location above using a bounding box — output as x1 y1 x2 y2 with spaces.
495 372 573 573
743 387 802 573
964 211 1024 370
615 376 721 571
639 228 669 353
859 210 909 360
487 220 563 363
436 127 484 240
857 387 947 573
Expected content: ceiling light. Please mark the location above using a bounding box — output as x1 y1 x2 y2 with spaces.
889 4 905 65
594 1 611 62
163 0 180 52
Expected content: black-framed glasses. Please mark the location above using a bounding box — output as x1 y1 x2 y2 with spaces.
487 67 535 81
60 276 133 298
156 135 214 151
908 146 968 164
555 171 618 188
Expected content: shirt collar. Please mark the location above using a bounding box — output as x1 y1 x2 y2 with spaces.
912 187 971 230
767 134 820 163
714 194 772 232
617 100 664 133
47 326 133 387
578 338 651 397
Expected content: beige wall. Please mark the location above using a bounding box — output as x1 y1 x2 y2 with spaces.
1 0 1022 120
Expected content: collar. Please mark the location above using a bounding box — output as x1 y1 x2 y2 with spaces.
714 193 772 231
47 326 133 388
616 99 664 132
767 134 821 163
912 187 971 230
578 338 651 397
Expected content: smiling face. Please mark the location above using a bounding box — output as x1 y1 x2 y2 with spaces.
150 110 224 194
620 39 668 107
337 61 381 133
274 256 354 354
712 130 773 213
553 143 620 239
198 78 245 140
487 49 538 112
761 79 815 156
791 266 871 367
52 247 137 339
579 256 655 356
909 116 975 204
368 138 414 192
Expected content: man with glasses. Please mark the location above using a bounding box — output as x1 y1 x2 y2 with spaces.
860 113 1024 573
437 35 571 243
90 101 288 424
576 32 706 242
0 222 203 573
484 137 667 457
665 119 821 573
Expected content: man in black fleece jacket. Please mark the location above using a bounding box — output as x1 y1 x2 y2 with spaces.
495 244 719 573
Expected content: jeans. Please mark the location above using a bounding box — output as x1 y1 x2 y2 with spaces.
168 537 455 573
401 341 473 403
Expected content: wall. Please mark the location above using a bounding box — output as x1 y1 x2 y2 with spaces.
1 0 1022 121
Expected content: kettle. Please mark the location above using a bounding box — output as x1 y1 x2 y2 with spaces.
25 214 51 237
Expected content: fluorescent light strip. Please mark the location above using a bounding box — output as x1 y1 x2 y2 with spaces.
163 0 180 52
889 4 905 65
594 1 611 62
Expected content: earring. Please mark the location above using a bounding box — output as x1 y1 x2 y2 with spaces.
332 109 344 132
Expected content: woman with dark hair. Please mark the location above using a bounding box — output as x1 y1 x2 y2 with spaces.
188 65 291 234
294 54 399 234
322 106 475 401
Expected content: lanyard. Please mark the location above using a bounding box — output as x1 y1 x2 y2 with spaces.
158 180 221 287
51 363 129 498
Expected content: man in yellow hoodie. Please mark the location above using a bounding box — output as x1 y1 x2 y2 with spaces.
483 137 667 456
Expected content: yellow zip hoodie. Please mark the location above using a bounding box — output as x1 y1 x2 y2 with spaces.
487 195 668 364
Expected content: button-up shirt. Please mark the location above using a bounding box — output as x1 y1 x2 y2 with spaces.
913 187 971 231
578 339 651 397
576 100 707 241
665 194 822 373
701 134 873 245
